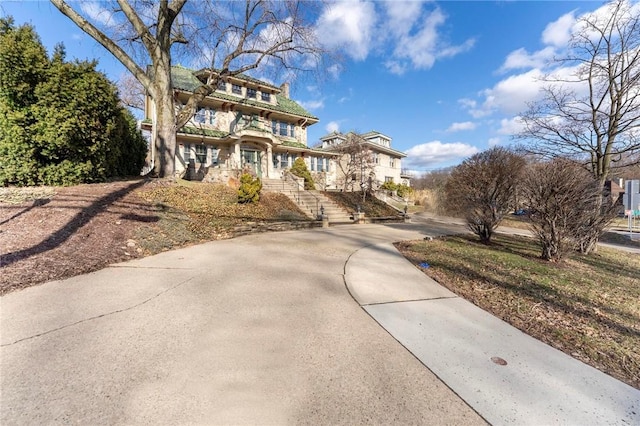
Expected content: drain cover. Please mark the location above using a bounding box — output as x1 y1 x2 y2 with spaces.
491 356 508 366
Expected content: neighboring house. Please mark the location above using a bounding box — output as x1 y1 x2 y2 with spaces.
142 65 336 183
318 130 409 190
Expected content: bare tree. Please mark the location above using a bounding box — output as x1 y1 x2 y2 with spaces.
117 72 145 111
444 147 525 244
331 132 376 200
51 0 326 177
521 158 618 260
517 0 640 186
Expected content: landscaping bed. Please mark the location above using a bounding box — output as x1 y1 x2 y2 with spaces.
396 233 640 389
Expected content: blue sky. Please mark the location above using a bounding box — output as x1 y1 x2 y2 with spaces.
0 1 617 172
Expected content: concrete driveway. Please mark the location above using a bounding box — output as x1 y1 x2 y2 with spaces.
1 223 483 425
3 220 638 425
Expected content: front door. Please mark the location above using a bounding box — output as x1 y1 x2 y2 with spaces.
241 149 262 177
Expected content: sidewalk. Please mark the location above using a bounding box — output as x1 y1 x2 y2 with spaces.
345 241 640 425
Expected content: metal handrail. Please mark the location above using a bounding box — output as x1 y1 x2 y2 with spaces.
283 171 321 218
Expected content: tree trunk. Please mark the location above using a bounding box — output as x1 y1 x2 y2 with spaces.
151 74 176 177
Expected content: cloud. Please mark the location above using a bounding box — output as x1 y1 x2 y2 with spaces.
498 46 555 72
385 5 475 72
326 121 340 133
299 99 324 110
80 2 116 27
315 1 376 61
488 137 501 147
480 68 546 116
405 141 479 169
497 117 526 136
446 121 477 132
542 11 576 47
327 64 342 79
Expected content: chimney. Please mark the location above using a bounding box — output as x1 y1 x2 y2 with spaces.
280 82 290 99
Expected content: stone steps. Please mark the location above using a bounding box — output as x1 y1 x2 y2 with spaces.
262 179 353 223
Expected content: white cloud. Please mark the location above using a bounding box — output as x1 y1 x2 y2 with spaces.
446 121 477 133
326 121 340 133
481 68 546 116
499 46 555 72
497 117 526 136
386 6 475 72
327 64 342 79
80 2 116 27
542 11 576 47
488 137 501 147
299 99 324 110
316 1 376 61
405 141 479 169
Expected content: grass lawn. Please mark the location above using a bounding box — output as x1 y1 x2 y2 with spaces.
396 233 640 389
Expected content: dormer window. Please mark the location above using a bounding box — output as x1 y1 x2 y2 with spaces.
232 84 242 95
247 88 257 99
261 92 271 102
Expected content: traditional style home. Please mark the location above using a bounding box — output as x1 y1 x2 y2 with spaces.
142 65 335 183
318 130 408 190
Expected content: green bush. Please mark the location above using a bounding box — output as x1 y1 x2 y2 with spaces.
0 18 147 187
290 157 315 190
380 181 397 192
238 173 262 204
397 183 413 198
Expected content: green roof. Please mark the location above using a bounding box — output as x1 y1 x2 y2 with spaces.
179 126 230 138
170 66 317 120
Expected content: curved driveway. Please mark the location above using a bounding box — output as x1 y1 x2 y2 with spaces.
1 222 482 425
2 220 638 425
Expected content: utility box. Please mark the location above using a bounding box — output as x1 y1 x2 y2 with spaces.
624 180 640 211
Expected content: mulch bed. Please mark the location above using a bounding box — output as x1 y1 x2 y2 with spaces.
0 179 156 295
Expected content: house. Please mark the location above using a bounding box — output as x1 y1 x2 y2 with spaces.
318 130 409 190
142 66 336 183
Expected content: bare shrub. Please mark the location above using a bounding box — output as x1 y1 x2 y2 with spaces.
445 147 525 243
521 159 618 260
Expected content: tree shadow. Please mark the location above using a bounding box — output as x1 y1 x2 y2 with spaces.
1 180 147 268
0 198 51 226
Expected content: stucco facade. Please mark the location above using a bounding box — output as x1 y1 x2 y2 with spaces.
318 131 408 190
142 66 336 183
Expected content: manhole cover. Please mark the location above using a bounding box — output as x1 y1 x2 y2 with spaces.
491 356 507 366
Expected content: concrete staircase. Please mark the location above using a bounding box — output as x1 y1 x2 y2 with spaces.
262 178 353 224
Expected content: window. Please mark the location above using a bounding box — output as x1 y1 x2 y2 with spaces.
208 109 215 125
183 144 191 162
247 88 256 99
210 146 219 165
196 145 207 163
373 153 379 164
194 108 206 124
217 80 226 91
385 176 394 183
271 120 294 137
261 92 271 102
317 158 327 172
310 157 316 172
232 84 242 95
389 158 395 167
281 153 289 168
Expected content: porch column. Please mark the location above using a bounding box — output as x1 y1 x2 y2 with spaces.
266 144 273 178
233 142 241 170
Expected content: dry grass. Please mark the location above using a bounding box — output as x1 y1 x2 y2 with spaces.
323 191 401 217
396 234 640 389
